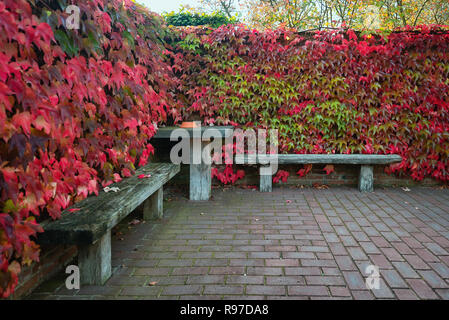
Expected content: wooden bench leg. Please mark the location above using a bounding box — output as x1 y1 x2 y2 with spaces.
189 138 211 201
359 165 374 192
190 162 211 200
78 230 111 285
260 165 272 192
143 187 163 220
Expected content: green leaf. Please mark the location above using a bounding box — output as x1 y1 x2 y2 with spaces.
122 30 135 49
54 30 78 57
3 199 17 213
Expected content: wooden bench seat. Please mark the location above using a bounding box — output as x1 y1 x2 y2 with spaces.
38 163 180 285
234 154 402 192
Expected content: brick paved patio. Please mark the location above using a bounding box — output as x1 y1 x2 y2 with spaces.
27 186 449 300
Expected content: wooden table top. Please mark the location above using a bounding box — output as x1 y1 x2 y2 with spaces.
153 125 234 139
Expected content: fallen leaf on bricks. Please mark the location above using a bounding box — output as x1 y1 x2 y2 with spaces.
129 219 141 225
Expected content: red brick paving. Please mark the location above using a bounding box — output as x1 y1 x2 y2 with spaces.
27 186 449 300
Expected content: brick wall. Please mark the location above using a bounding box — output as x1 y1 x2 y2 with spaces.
10 244 77 299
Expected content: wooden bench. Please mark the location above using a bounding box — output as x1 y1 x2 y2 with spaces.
37 163 180 285
234 154 402 192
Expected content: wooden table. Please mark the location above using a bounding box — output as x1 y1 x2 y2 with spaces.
153 126 234 200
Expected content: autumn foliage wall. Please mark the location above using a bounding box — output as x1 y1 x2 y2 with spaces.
168 25 449 183
1 1 449 299
0 0 180 297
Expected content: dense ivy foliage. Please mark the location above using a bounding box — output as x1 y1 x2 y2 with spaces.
0 0 179 297
1 0 448 299
167 24 449 183
163 11 237 28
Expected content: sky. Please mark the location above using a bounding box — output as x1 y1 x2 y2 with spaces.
136 0 202 14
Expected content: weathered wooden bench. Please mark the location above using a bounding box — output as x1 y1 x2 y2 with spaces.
234 154 402 192
37 163 180 285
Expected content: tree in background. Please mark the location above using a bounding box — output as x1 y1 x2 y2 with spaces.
243 0 315 29
200 0 240 18
163 5 238 27
375 0 449 28
431 0 449 25
240 0 449 30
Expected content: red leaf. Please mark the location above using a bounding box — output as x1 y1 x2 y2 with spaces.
113 173 122 183
273 170 289 183
323 165 334 175
12 112 32 136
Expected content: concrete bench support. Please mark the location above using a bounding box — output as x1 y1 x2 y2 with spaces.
358 165 374 192
260 165 273 192
190 139 211 201
143 187 163 220
78 230 111 285
190 161 211 200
